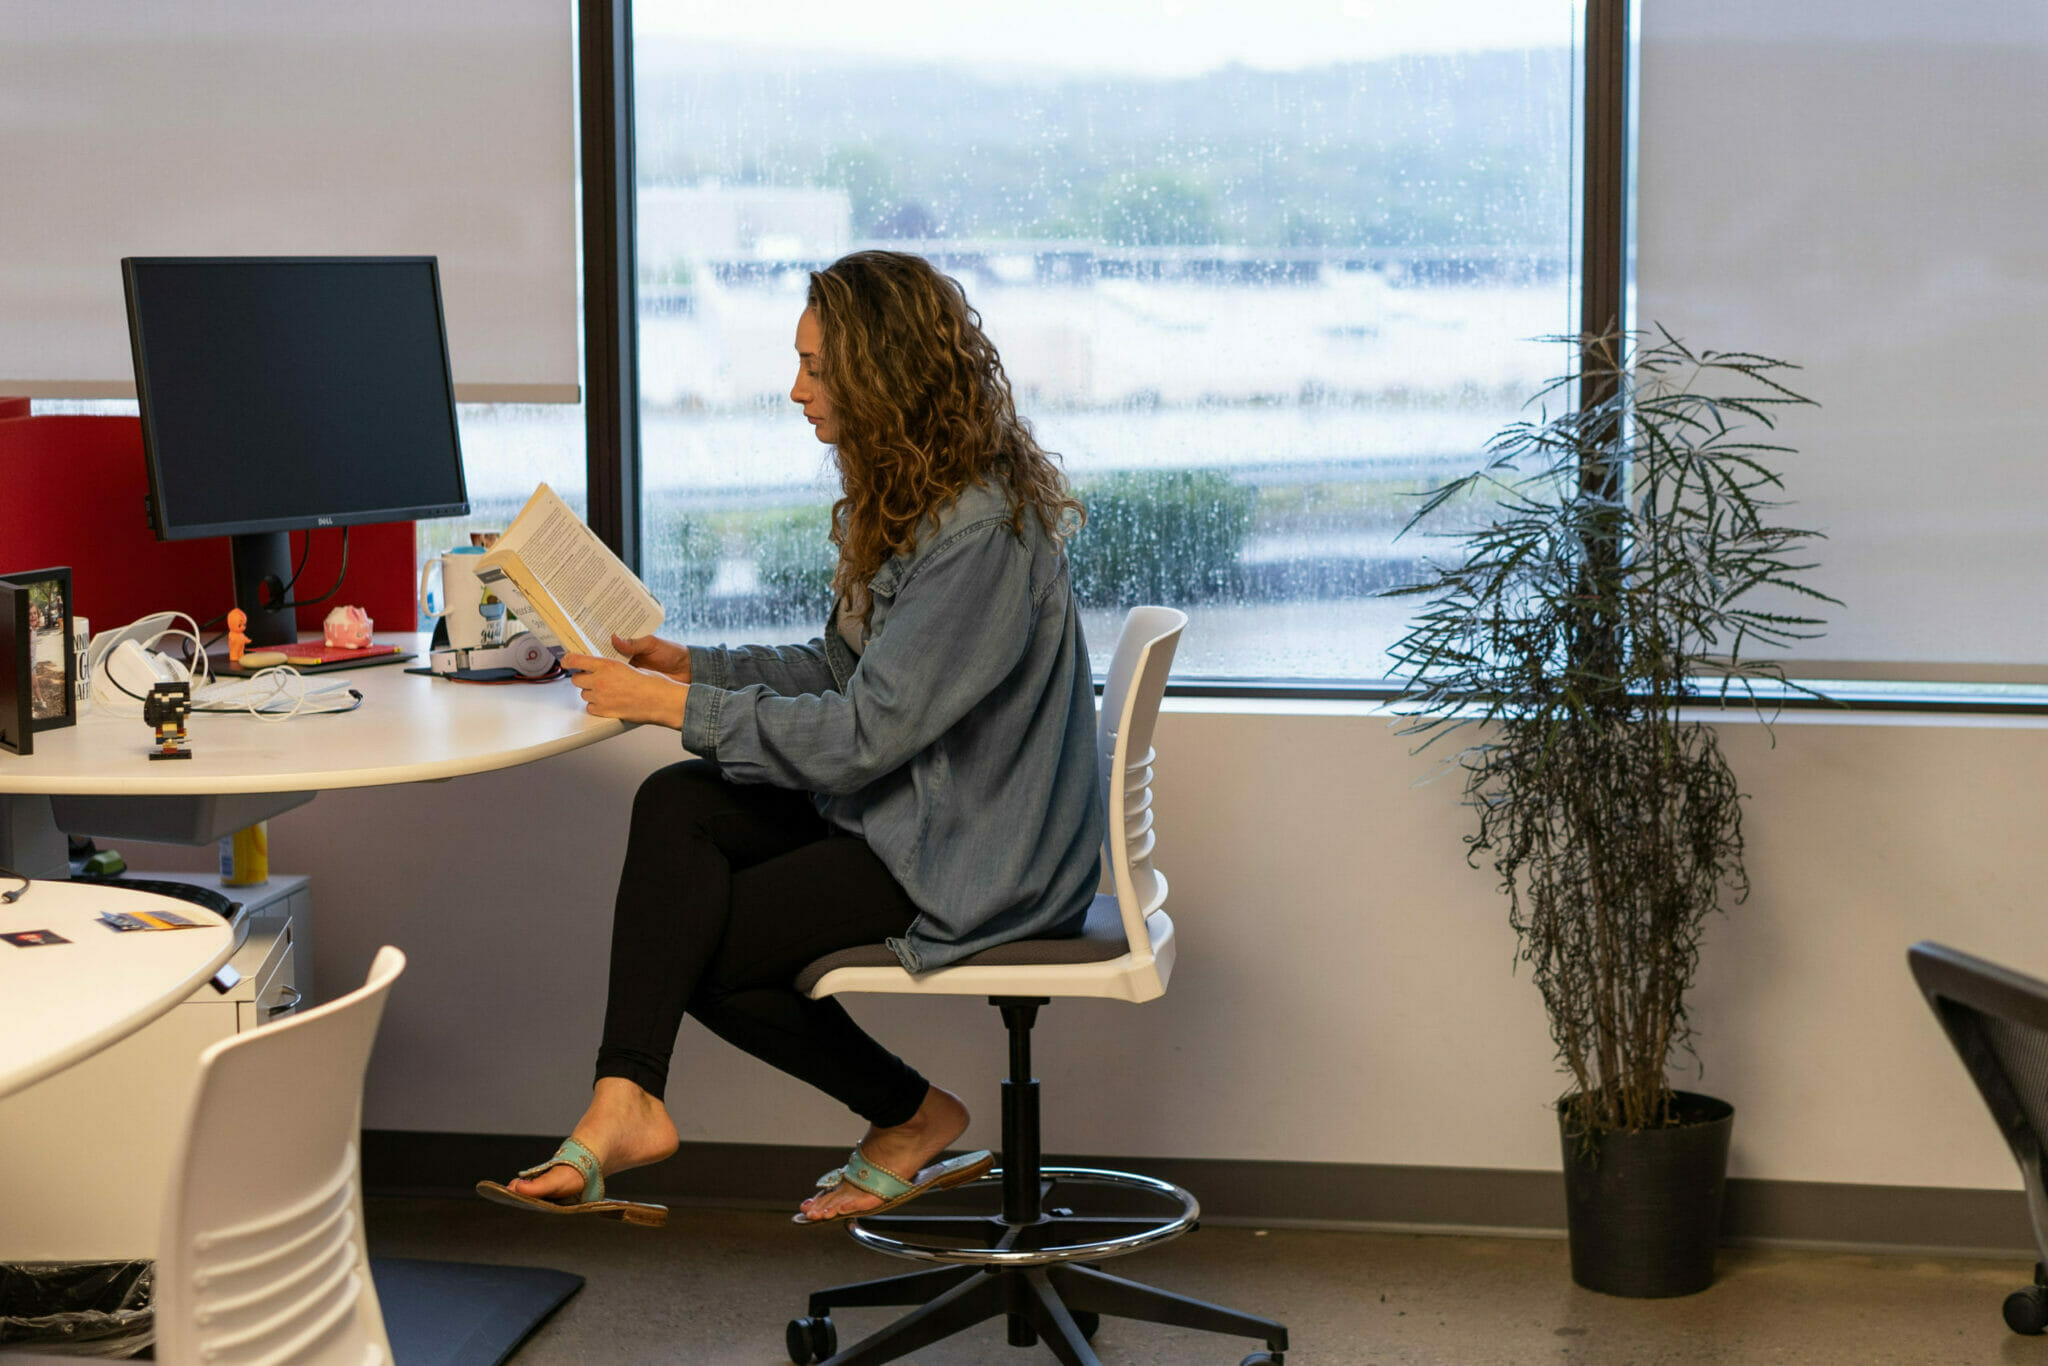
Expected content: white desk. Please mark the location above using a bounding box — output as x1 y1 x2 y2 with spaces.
0 633 623 796
0 633 631 1262
0 632 626 858
0 880 234 1099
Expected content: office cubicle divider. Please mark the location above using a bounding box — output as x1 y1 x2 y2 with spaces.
0 413 414 639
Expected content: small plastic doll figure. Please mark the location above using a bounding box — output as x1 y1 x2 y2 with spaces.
226 608 249 669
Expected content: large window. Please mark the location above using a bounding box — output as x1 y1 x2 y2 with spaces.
628 4 1579 682
413 404 588 562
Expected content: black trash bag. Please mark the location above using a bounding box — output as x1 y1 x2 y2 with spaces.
0 1261 154 1357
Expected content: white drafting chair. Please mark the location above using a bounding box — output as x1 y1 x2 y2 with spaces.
785 607 1288 1366
158 945 406 1366
11 948 405 1365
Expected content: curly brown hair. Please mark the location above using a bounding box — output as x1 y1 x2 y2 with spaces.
806 250 1083 623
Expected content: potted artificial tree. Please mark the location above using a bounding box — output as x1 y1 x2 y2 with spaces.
1386 330 1834 1297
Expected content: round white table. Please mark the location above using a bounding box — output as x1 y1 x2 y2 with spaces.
0 632 629 1087
0 632 628 851
0 633 632 1276
0 633 625 797
0 879 236 1099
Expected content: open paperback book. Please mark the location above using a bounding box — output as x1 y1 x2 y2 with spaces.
474 484 665 663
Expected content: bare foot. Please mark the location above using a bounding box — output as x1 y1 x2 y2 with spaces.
507 1077 680 1205
798 1085 971 1222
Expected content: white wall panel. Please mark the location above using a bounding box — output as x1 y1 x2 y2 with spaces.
129 705 2048 1193
1637 1 2048 676
0 2 578 401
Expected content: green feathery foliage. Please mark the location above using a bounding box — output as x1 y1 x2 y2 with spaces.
1386 329 1837 1136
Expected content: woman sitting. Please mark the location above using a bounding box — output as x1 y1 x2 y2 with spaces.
479 250 1104 1225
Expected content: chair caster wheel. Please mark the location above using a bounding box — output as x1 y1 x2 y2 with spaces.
786 1314 838 1362
2005 1285 2048 1335
1241 1353 1284 1366
1072 1310 1099 1339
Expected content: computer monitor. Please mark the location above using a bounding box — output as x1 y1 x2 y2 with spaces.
122 256 470 646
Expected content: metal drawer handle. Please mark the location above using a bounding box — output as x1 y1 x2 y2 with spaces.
267 984 303 1016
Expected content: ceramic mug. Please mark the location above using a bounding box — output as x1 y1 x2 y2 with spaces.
419 546 490 650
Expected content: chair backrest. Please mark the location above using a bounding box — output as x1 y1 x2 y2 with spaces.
1908 941 2048 1259
1099 607 1187 955
155 946 407 1366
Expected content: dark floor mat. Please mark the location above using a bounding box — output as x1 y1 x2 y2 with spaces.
370 1257 582 1366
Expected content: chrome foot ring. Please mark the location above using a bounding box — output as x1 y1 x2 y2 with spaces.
847 1165 1199 1267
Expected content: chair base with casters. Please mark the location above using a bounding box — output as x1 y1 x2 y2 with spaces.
1900 946 2048 1343
785 996 1287 1366
785 607 1287 1364
1908 942 2048 1338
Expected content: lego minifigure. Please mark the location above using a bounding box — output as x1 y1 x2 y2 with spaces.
143 680 192 760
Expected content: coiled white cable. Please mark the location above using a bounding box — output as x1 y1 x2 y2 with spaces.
191 665 359 722
91 613 359 721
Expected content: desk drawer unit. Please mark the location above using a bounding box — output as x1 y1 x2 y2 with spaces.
0 873 310 1261
238 919 301 1031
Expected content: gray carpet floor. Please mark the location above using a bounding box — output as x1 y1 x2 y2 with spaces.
365 1196 2043 1365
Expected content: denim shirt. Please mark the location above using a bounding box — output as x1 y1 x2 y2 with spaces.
681 482 1105 973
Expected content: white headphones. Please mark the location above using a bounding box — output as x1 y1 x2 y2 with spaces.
89 612 207 716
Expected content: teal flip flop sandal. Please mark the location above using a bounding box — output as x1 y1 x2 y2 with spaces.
794 1147 994 1225
475 1135 668 1227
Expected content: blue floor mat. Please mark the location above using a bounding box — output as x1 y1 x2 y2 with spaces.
370 1258 583 1366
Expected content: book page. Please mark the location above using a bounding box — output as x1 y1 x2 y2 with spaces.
479 484 665 662
472 566 573 653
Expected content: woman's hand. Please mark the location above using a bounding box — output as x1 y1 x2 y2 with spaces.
612 632 690 683
563 653 689 729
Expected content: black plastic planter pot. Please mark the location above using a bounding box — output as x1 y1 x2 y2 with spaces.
1558 1090 1735 1298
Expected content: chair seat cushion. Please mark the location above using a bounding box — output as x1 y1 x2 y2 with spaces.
795 894 1129 994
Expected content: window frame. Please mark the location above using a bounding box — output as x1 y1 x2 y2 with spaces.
575 2 2048 717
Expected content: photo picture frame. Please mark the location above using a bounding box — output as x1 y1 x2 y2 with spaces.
1 580 30 756
0 566 75 737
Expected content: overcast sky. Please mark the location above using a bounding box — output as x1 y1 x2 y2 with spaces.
635 1 1581 77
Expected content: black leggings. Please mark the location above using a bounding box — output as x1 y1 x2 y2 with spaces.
594 760 931 1129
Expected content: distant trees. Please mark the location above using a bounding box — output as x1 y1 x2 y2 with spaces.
1092 171 1221 247
647 49 1571 253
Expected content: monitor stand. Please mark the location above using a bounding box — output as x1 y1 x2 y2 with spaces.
229 530 299 647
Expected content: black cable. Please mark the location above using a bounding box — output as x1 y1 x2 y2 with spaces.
277 527 350 609
146 527 349 675
1 863 29 904
103 665 163 704
274 530 314 600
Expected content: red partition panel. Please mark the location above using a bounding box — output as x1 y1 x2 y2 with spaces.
0 414 415 638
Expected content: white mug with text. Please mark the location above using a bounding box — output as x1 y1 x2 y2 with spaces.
419 546 490 650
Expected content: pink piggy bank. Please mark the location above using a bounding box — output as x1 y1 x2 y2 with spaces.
324 605 374 649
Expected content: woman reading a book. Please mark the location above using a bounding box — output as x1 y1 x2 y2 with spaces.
478 251 1103 1226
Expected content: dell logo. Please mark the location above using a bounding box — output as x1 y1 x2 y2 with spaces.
316 516 335 526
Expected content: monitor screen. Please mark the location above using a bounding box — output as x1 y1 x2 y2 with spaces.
123 257 469 540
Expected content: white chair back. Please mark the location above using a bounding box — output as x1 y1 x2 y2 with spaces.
1098 607 1187 957
154 946 406 1366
